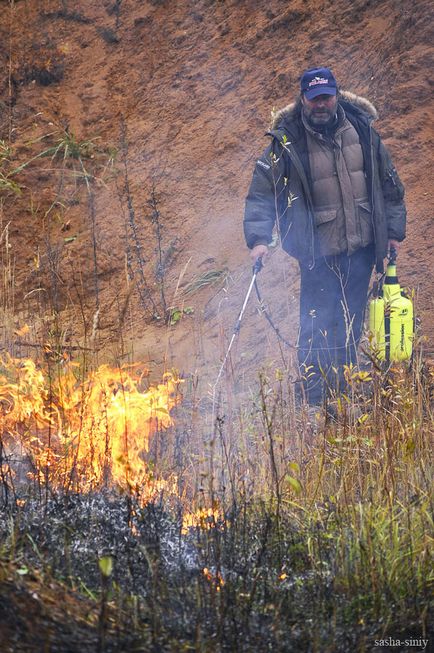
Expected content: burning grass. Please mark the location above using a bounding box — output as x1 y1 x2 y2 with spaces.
0 355 432 651
0 356 182 496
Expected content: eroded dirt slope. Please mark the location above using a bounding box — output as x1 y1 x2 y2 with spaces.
0 0 432 398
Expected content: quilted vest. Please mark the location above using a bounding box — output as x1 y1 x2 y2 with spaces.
304 108 373 257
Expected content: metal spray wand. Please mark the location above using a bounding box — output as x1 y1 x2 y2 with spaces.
212 257 263 393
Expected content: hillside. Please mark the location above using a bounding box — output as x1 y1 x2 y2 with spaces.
0 0 433 393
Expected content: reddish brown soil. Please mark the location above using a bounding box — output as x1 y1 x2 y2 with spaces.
0 0 433 395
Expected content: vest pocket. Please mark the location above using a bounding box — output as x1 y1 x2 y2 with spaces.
314 209 336 226
356 200 374 246
314 209 339 255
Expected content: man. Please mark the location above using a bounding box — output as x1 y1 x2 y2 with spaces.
243 66 406 407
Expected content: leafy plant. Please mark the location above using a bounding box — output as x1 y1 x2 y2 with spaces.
168 305 194 325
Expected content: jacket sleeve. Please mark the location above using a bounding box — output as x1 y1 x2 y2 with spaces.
377 137 406 242
243 142 281 249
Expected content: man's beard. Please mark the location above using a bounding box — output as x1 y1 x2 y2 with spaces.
305 107 337 130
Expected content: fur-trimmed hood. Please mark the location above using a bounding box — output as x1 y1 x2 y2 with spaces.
270 90 378 130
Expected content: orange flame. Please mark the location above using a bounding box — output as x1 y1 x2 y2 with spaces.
0 355 182 495
203 566 225 591
181 505 224 534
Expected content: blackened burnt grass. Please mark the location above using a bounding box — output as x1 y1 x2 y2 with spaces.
0 361 432 652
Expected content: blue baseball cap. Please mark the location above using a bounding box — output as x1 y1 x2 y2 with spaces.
300 67 338 99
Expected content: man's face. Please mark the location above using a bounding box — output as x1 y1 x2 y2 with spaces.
302 93 338 126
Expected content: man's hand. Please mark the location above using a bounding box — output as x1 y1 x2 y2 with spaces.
388 239 400 254
250 244 269 265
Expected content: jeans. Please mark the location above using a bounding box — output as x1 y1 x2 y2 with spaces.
297 244 375 405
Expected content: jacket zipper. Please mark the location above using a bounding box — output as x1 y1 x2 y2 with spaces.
281 140 316 269
368 121 379 269
388 169 397 186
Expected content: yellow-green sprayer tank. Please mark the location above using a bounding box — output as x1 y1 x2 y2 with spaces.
369 257 413 362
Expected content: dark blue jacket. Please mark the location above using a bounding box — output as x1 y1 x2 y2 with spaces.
243 92 406 272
